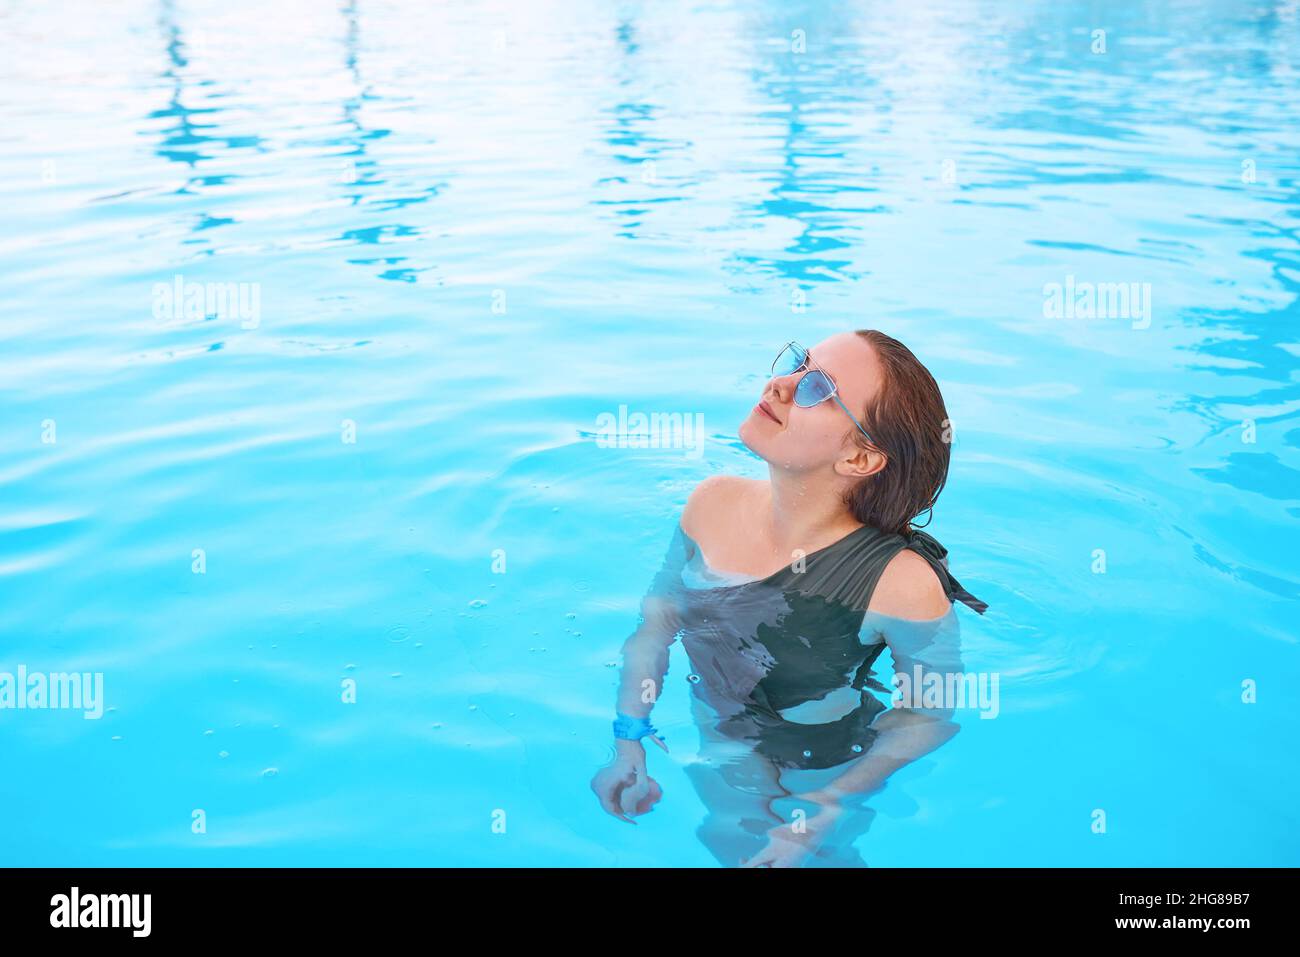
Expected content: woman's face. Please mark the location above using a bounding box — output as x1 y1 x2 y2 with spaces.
738 332 882 473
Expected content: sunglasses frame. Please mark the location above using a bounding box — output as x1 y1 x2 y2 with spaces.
770 340 877 447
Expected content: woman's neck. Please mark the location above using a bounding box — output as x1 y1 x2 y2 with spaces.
762 466 865 554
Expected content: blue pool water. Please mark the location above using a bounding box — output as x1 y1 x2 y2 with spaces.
2 0 1298 867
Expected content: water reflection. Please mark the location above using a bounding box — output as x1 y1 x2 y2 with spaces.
1 0 1297 867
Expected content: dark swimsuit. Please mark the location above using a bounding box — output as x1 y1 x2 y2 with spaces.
644 521 987 771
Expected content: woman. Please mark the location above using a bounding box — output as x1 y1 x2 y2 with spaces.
590 330 987 867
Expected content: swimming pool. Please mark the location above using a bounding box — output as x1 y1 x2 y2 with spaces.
1 0 1297 867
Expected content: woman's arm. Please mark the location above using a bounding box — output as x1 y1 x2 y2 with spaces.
611 476 732 727
612 592 681 740
745 684 960 865
612 522 690 724
803 703 960 808
591 520 690 820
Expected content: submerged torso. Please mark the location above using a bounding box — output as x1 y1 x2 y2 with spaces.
650 520 985 771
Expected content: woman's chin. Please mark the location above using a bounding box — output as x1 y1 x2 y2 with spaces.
737 419 770 459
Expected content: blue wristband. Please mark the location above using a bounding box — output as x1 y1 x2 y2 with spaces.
613 712 663 742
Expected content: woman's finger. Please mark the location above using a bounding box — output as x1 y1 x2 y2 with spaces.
630 776 662 815
619 775 649 814
595 779 636 823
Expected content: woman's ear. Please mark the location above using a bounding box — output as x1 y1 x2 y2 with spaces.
836 444 886 479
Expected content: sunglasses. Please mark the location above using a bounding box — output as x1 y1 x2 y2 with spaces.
770 340 876 447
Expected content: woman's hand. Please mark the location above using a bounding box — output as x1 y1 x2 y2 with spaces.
590 738 665 823
741 790 844 867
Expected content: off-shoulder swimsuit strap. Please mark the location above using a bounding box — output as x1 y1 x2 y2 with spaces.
900 528 988 615
749 521 987 616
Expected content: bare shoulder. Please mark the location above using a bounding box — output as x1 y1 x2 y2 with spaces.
869 547 952 621
682 475 760 538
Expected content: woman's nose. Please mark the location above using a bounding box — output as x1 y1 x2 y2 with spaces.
767 370 799 401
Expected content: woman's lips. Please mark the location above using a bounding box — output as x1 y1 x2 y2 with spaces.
757 400 781 424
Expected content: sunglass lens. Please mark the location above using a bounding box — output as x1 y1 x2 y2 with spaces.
772 344 805 377
795 370 833 406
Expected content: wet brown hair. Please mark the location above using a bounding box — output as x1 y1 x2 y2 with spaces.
841 329 951 536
